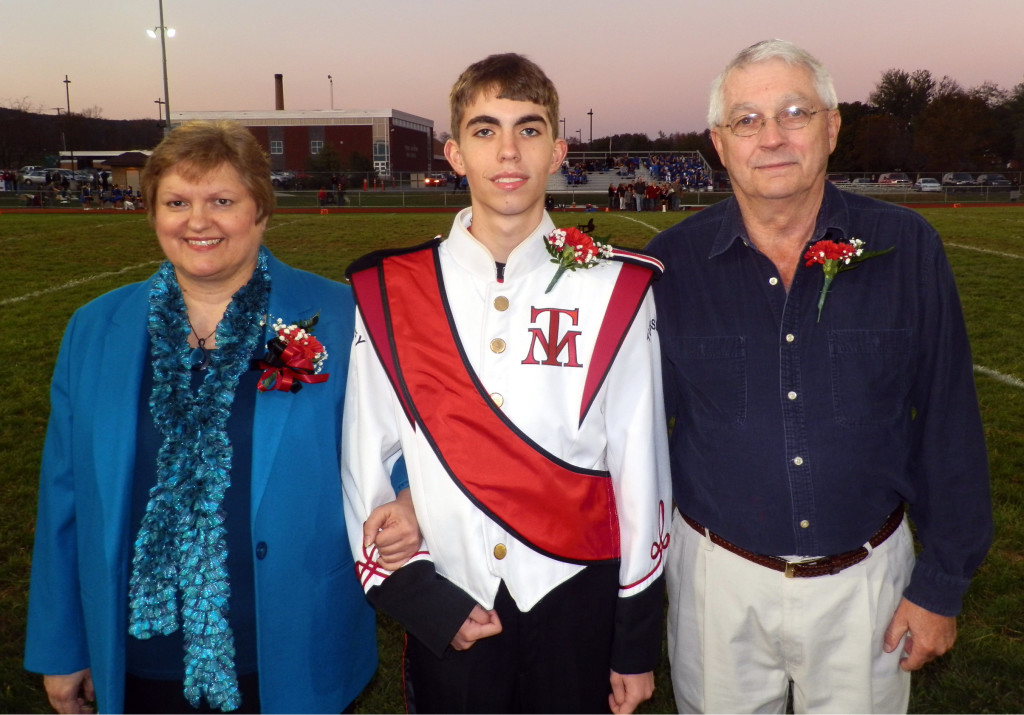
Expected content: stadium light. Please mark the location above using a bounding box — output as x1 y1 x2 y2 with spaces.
64 75 76 179
147 0 175 133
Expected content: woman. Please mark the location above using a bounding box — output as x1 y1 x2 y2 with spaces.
25 120 417 714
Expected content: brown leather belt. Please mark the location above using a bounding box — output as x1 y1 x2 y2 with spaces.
681 505 905 578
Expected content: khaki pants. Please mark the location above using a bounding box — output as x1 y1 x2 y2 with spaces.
666 508 913 713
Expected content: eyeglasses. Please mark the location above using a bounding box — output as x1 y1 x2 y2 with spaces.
719 106 826 137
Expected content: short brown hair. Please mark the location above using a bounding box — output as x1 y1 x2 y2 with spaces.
448 53 560 141
141 120 275 224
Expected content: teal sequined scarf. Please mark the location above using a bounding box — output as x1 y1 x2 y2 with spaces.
129 249 270 712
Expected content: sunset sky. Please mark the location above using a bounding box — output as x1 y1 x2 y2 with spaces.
4 0 1022 140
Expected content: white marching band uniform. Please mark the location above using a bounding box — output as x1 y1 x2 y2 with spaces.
341 208 671 656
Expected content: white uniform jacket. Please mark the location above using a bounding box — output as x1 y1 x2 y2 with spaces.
342 209 671 670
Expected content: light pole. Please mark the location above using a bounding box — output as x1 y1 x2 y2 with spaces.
587 108 593 146
560 117 566 141
575 128 581 146
147 0 175 133
63 75 75 179
154 98 166 125
328 75 334 110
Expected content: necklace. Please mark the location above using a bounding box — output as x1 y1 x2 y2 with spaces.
129 248 270 712
186 315 219 370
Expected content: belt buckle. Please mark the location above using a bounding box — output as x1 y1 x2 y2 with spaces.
784 556 829 578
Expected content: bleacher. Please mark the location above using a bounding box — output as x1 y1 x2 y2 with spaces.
545 151 711 193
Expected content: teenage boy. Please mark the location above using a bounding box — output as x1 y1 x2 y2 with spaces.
341 53 671 714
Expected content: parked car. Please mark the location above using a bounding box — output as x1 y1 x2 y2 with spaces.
976 173 1011 187
942 172 975 187
270 170 295 188
826 173 850 184
851 177 873 185
914 178 941 192
424 173 448 187
17 165 43 182
878 172 911 185
21 169 56 185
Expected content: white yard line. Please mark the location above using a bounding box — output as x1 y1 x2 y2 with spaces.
1 261 162 307
945 243 1024 260
607 213 663 234
974 365 1024 390
1 218 308 307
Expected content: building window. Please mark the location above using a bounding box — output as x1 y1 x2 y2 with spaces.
311 140 323 155
270 140 283 155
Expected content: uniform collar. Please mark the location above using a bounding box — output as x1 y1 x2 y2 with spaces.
445 207 556 281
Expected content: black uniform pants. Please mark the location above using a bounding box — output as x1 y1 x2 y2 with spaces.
404 562 619 714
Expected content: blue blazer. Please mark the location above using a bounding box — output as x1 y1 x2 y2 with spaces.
25 252 380 714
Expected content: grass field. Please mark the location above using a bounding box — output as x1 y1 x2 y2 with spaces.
2 206 1022 713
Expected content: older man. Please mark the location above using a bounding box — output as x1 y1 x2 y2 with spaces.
647 39 991 713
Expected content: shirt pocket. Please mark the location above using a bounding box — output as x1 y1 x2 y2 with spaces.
670 335 747 425
829 328 913 427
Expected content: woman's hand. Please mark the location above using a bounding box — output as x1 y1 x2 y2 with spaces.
43 669 95 714
362 488 421 570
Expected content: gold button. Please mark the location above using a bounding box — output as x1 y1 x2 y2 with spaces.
493 543 507 559
490 392 504 408
490 338 506 353
787 391 798 400
493 296 509 311
800 520 810 529
793 456 804 466
785 333 795 343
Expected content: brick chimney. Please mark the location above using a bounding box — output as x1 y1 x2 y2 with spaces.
274 74 284 111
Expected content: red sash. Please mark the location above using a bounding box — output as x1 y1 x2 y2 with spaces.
350 245 656 563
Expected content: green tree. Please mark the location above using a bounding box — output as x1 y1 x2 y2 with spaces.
1006 78 1024 168
830 101 876 171
308 141 342 178
869 68 935 128
914 92 997 170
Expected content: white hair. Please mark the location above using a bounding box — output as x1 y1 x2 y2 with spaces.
707 39 838 129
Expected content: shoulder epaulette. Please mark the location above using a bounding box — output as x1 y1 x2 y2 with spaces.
345 236 442 280
608 247 664 277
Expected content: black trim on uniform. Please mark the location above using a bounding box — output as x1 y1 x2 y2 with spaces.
369 560 476 659
610 573 665 675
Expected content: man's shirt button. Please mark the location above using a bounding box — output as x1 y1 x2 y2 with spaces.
490 338 506 353
494 296 509 311
800 520 810 529
493 543 507 559
793 456 804 466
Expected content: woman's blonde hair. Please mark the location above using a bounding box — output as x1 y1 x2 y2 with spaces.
141 120 275 224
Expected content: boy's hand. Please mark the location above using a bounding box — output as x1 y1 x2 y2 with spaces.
363 488 421 571
451 605 502 651
608 670 654 714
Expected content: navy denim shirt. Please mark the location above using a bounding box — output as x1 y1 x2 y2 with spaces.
647 183 991 616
